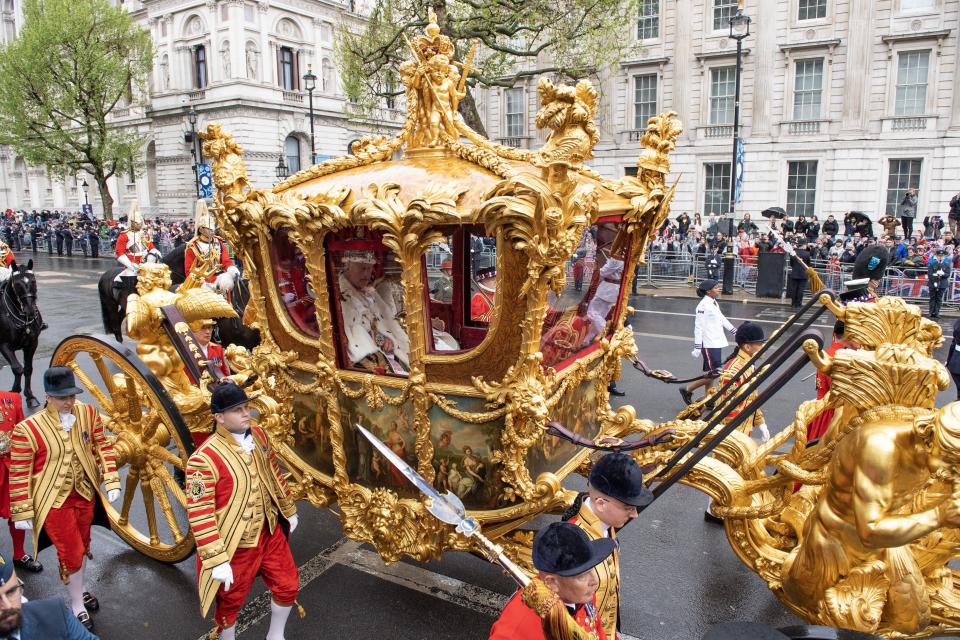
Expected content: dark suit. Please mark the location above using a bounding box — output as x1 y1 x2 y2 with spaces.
928 258 951 318
947 320 960 399
9 597 99 639
787 249 811 308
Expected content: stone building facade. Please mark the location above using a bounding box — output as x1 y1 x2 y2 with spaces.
477 0 960 224
0 0 397 218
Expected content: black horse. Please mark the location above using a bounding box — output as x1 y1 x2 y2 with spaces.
98 244 259 349
0 261 43 407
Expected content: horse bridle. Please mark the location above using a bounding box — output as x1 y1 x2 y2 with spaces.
2 275 39 330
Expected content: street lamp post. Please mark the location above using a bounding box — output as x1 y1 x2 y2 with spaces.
303 65 317 165
275 154 289 179
186 106 201 198
81 179 89 206
722 6 751 295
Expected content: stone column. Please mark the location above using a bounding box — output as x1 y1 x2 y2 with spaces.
52 178 66 208
749 1 774 136
673 0 693 134
230 0 245 81
840 0 874 132
27 172 42 210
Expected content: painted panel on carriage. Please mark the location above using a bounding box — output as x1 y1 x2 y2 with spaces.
289 390 335 476
428 395 508 510
540 221 628 369
527 376 602 477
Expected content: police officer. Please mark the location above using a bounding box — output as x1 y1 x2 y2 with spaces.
563 452 653 639
928 248 951 319
489 522 614 640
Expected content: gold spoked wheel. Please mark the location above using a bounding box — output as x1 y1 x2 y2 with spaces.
51 335 196 563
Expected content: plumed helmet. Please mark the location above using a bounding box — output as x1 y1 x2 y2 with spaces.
193 199 216 234
127 200 144 226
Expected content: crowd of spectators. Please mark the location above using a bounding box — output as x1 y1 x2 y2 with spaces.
648 203 960 276
0 209 195 258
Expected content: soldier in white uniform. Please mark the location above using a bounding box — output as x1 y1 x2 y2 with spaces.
681 278 737 404
581 256 624 346
338 251 410 374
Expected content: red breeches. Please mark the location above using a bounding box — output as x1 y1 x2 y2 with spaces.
43 492 94 579
210 524 298 629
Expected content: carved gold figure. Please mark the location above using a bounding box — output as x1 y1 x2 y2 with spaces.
59 11 960 639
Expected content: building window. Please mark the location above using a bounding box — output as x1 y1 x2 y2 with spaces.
193 45 208 89
709 66 735 125
633 73 658 130
798 0 827 20
793 58 824 120
786 161 818 217
505 88 525 137
885 159 922 215
279 46 297 91
284 135 301 174
704 163 731 215
713 0 738 31
637 0 659 40
894 50 930 116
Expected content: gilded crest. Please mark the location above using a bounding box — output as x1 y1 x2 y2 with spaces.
187 472 206 501
0 430 11 455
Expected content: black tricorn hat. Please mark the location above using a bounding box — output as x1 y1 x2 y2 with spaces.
735 321 765 346
44 366 83 397
210 382 249 414
589 452 654 508
851 245 889 281
532 522 615 577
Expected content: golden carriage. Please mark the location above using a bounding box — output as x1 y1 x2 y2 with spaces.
44 14 960 639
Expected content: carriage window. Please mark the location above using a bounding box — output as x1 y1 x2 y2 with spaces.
328 230 409 377
425 236 461 353
468 232 497 324
270 228 319 337
539 220 629 370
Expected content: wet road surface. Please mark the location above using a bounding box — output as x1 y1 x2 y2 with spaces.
2 253 957 639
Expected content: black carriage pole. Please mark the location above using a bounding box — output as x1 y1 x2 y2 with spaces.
723 6 751 295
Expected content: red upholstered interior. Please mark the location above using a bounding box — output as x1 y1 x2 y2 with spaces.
270 228 319 337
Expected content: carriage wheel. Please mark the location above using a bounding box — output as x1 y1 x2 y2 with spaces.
50 335 196 563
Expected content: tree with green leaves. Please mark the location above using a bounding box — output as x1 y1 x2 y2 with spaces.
336 0 640 137
0 0 153 219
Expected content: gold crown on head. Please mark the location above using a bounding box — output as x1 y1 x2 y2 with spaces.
411 9 454 61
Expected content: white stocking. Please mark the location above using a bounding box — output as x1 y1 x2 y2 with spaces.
219 625 236 640
66 563 86 616
266 601 292 640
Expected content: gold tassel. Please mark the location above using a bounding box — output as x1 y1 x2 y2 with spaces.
806 265 825 295
295 600 306 619
521 579 592 640
207 626 219 640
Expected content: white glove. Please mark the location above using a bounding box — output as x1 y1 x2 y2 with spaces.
14 520 31 531
691 348 702 359
215 271 236 292
117 254 136 271
288 514 299 533
107 489 120 503
227 265 240 279
211 562 234 591
757 423 771 443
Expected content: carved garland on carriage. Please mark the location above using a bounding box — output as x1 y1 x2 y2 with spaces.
197 11 682 565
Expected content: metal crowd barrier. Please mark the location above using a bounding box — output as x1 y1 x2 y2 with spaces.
635 250 960 310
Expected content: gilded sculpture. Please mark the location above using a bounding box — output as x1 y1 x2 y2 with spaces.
69 10 960 639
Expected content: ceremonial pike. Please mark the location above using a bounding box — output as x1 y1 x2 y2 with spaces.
355 424 530 586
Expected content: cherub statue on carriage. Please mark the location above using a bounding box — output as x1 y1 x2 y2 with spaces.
43 11 960 640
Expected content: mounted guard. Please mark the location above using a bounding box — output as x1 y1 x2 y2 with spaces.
184 199 240 297
113 202 160 319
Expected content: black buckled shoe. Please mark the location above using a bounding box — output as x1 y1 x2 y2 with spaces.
77 611 94 630
82 591 99 612
12 555 42 573
680 388 693 405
